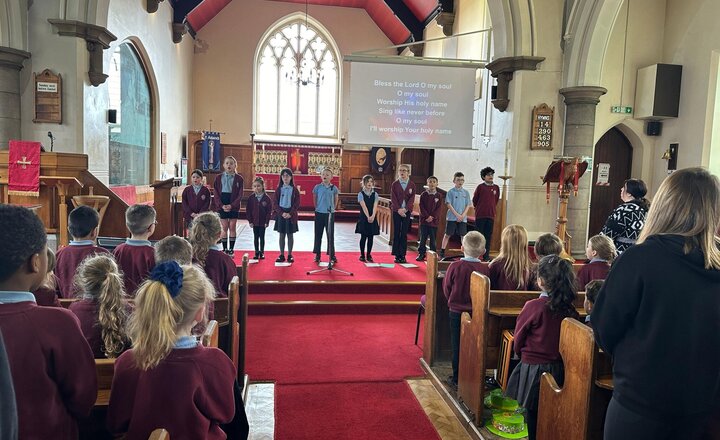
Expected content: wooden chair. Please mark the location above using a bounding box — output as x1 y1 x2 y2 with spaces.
537 318 595 440
72 194 110 232
149 429 170 440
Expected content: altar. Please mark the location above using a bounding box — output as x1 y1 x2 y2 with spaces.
254 142 342 209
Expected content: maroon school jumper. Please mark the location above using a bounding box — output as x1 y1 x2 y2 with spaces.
489 257 532 290
32 283 61 306
212 173 244 212
181 185 212 224
246 193 273 226
0 297 96 439
443 259 490 313
513 296 579 364
272 185 301 223
576 259 611 290
107 345 236 440
201 247 235 297
55 242 110 298
390 179 416 213
113 240 156 296
419 191 443 227
472 183 501 219
69 299 104 358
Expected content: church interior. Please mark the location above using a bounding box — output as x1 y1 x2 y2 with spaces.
0 0 719 439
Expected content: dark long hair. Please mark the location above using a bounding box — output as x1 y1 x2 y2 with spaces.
277 168 294 191
624 179 650 211
537 255 578 318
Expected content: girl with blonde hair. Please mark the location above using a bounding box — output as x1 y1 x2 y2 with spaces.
593 168 720 440
107 262 237 439
69 254 129 358
489 224 532 290
576 234 617 289
32 247 61 307
212 156 244 255
189 211 235 297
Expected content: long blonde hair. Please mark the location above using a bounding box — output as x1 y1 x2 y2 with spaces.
588 234 617 263
42 247 57 290
75 254 129 358
491 224 531 289
189 212 222 265
128 264 215 370
638 167 720 269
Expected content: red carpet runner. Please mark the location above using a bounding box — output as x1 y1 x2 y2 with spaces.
247 314 439 439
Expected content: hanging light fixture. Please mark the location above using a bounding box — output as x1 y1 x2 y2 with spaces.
285 0 324 87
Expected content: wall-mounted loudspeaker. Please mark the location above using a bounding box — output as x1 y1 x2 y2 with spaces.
635 64 682 120
646 121 662 136
108 109 117 124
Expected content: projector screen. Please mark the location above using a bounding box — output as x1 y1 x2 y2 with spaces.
348 61 477 149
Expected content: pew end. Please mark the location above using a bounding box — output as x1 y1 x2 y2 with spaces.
457 271 490 426
537 318 595 440
95 358 116 407
201 320 219 348
149 428 170 440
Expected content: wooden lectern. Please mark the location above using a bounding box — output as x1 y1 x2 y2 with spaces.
41 176 83 247
542 157 588 259
151 177 182 238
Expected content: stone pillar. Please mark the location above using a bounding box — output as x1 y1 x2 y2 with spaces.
559 86 607 256
0 47 31 150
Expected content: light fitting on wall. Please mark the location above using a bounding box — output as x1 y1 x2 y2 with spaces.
284 0 325 87
661 149 671 160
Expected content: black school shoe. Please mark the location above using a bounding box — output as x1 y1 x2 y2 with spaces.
331 255 338 263
366 254 374 262
287 255 294 263
276 254 286 263
359 255 366 262
313 254 321 263
415 254 425 261
259 252 265 260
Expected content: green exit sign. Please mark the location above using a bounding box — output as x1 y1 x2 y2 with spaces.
611 106 633 114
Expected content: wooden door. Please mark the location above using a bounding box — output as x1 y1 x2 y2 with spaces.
399 148 434 189
589 128 632 236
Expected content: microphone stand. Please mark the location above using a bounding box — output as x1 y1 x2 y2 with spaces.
307 193 353 276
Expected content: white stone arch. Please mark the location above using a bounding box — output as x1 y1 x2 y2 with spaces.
0 0 27 50
486 0 537 58
563 0 623 87
59 0 110 27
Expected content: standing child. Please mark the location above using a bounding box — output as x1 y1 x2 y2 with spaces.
182 169 211 234
442 231 489 388
505 255 580 440
190 212 235 297
576 234 616 289
472 167 500 261
440 172 471 258
107 262 237 439
273 168 300 263
0 205 96 439
313 168 340 263
69 254 129 358
113 204 157 296
154 235 193 265
355 174 380 262
212 156 244 256
391 164 416 264
32 248 61 307
246 177 273 260
55 205 110 298
417 176 443 261
489 225 533 290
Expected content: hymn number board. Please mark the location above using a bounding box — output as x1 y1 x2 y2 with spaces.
530 103 554 150
33 69 62 124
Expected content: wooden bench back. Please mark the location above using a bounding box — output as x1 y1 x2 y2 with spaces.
537 318 595 440
95 358 115 406
422 250 454 364
148 428 170 440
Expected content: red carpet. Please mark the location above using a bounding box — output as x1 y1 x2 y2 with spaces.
276 382 440 440
247 314 424 384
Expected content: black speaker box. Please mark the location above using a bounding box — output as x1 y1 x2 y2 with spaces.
108 109 117 124
646 121 662 136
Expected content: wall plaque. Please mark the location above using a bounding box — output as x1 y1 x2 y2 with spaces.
33 69 62 124
530 103 554 150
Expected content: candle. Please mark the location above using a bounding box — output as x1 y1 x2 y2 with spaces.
504 139 510 175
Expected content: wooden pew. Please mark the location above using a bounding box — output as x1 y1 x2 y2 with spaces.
376 196 393 244
537 319 613 440
421 250 455 367
149 429 170 440
457 272 587 426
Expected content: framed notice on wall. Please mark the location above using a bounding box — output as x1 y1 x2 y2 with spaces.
530 103 554 150
33 69 62 124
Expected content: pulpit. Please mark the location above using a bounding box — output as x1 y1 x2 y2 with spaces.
72 194 111 235
40 176 83 246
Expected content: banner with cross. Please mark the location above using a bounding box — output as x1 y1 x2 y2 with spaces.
8 140 41 196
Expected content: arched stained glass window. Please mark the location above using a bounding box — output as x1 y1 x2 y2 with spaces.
255 16 340 140
107 42 153 185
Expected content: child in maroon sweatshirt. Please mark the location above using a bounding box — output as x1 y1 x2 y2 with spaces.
390 164 416 263
107 262 240 439
576 234 616 290
113 204 157 296
246 177 273 260
55 205 110 298
0 205 96 439
442 231 489 387
417 176 443 261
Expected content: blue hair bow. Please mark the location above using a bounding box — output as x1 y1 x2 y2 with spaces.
149 261 183 298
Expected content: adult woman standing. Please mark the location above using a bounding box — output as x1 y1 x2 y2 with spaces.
592 168 720 440
600 179 650 253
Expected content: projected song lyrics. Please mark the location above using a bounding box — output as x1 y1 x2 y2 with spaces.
369 80 454 136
